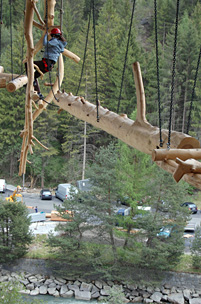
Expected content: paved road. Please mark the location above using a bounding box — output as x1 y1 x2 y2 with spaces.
0 187 62 213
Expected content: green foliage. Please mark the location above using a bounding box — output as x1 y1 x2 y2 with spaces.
104 285 127 304
0 200 33 263
0 281 44 304
191 226 201 269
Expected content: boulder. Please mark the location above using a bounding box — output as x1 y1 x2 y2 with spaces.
189 299 201 304
183 289 191 301
144 299 153 303
53 290 60 297
68 284 79 291
167 293 185 304
75 289 91 301
80 282 92 292
47 287 56 295
60 284 68 296
94 280 103 289
150 291 163 302
39 285 47 295
19 289 30 295
26 283 35 290
61 290 74 298
100 285 111 296
91 291 100 298
30 288 40 296
0 276 8 282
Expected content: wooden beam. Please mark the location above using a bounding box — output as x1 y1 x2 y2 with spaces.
152 148 201 162
63 49 80 63
6 76 28 92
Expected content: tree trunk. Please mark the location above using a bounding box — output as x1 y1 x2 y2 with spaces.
54 62 201 190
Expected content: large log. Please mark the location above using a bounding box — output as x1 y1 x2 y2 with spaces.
152 148 201 162
53 62 201 189
6 76 28 92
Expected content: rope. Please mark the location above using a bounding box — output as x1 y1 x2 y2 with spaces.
154 0 163 147
0 0 3 59
45 0 59 102
167 0 180 149
21 0 26 74
117 0 136 114
76 7 91 96
9 0 13 79
92 0 99 122
186 46 201 134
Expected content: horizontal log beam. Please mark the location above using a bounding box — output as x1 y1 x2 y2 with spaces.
152 148 201 162
63 49 80 63
6 76 28 92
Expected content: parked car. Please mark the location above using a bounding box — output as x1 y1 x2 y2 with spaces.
55 184 78 201
157 225 176 238
181 202 198 214
40 189 52 200
0 179 7 193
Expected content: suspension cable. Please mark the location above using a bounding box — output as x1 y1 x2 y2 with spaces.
154 0 163 147
167 0 180 149
186 46 201 134
0 0 3 59
76 7 91 96
10 0 13 79
92 0 99 122
117 0 136 114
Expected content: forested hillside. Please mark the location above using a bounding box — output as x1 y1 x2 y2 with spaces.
0 0 201 188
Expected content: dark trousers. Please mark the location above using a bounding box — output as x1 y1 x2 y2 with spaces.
25 59 55 92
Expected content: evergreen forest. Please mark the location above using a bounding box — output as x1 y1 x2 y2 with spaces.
0 0 201 189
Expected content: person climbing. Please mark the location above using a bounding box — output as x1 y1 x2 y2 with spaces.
26 28 67 99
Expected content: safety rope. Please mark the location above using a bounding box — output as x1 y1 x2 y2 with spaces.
76 7 91 96
92 0 99 122
21 0 26 74
45 0 59 102
154 0 163 147
167 0 180 149
10 0 13 79
117 0 136 114
0 0 3 59
186 46 201 134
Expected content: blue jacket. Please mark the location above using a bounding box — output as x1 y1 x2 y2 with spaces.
43 34 67 63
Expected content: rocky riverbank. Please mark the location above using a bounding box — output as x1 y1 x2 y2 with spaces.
0 268 201 303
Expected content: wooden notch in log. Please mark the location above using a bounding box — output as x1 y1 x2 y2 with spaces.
174 158 201 183
152 148 201 162
6 76 28 92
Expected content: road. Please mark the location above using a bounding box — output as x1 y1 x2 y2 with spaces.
0 187 62 213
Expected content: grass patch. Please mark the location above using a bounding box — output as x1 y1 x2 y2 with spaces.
25 235 57 259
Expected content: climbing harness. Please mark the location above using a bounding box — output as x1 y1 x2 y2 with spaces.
154 0 163 148
167 0 180 149
117 0 136 114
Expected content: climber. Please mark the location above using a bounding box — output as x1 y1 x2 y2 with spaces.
26 28 67 99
